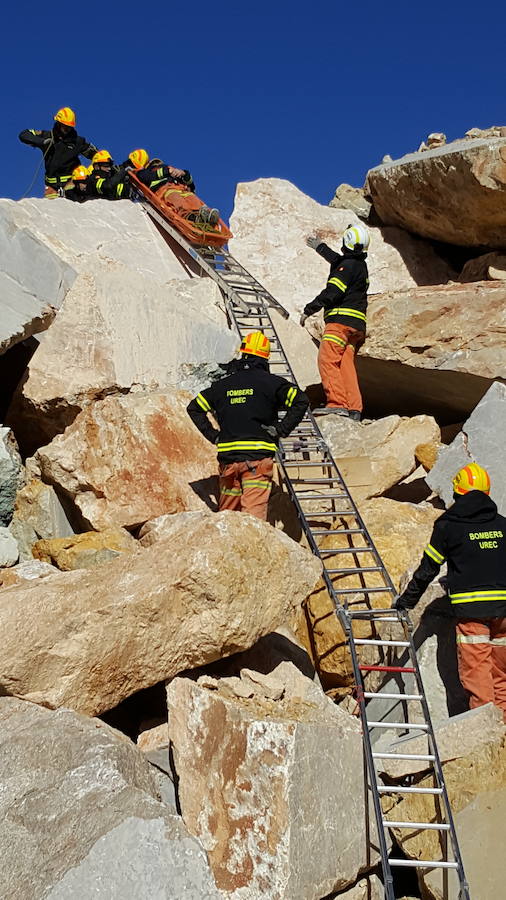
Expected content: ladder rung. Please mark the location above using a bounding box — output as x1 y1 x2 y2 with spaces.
283 461 335 468
357 615 399 622
384 820 450 831
354 638 409 647
360 665 415 673
325 566 384 574
290 478 344 484
364 692 422 700
299 510 356 517
372 752 435 761
319 546 373 553
377 786 442 794
368 722 429 730
389 859 458 870
312 528 365 535
296 493 348 501
335 586 392 594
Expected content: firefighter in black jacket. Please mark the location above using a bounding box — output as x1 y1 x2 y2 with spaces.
19 107 97 198
187 331 309 520
396 462 506 719
86 151 130 201
300 224 370 420
137 158 195 193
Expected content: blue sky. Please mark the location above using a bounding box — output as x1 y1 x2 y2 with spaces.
3 0 506 220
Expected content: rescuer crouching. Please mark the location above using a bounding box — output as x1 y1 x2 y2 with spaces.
186 331 309 521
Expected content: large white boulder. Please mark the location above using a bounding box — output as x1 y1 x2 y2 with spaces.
0 698 220 900
229 178 454 321
0 510 321 715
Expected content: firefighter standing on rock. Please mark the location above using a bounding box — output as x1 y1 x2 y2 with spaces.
19 107 97 198
187 331 309 521
396 462 506 721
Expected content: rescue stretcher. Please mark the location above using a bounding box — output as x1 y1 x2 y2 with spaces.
128 171 233 248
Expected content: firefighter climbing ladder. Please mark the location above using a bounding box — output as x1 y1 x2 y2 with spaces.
136 193 471 900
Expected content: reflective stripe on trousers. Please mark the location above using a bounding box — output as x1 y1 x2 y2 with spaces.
218 457 274 521
456 617 506 716
317 322 365 410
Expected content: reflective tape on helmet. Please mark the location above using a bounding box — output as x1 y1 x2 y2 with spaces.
217 440 277 453
424 544 445 565
322 333 347 348
328 277 347 292
324 307 367 322
196 393 211 412
450 590 506 604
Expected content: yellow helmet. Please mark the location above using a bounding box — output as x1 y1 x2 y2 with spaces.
54 107 76 127
92 149 112 164
71 165 89 182
240 331 271 359
128 148 150 169
453 463 491 496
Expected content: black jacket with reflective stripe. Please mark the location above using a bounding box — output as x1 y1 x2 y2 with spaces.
187 358 309 463
19 127 97 182
400 492 506 618
86 168 131 200
303 243 369 331
137 163 195 193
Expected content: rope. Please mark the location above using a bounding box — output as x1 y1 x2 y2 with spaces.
19 138 53 200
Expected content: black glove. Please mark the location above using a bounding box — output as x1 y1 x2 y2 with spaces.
393 594 410 611
261 424 279 440
299 313 308 327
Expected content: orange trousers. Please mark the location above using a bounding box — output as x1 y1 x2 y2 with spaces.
318 323 365 410
157 183 203 219
456 618 506 718
218 458 273 521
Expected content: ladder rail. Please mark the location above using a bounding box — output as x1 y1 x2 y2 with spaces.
133 184 470 900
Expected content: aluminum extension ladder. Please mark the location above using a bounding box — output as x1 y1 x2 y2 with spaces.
136 191 470 900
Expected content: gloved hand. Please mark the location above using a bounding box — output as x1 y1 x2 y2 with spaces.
299 313 308 328
306 236 321 250
261 424 279 440
393 594 410 611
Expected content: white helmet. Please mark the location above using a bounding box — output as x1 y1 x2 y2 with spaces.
342 223 370 253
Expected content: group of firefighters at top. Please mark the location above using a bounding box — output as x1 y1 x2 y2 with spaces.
19 106 221 226
20 106 506 725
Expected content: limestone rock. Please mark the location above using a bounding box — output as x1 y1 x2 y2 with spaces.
0 427 23 526
382 712 506 900
298 497 439 688
319 414 440 501
167 664 378 898
359 280 506 422
0 697 219 900
229 179 454 324
0 510 321 715
36 391 219 530
8 272 237 451
329 183 371 219
427 381 506 513
137 723 170 754
9 478 74 561
32 527 137 571
415 441 440 472
0 558 58 589
365 137 506 247
459 251 506 282
0 526 19 567
333 874 384 899
377 703 505 779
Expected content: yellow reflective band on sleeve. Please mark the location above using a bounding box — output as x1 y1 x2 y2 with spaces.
322 333 347 348
328 277 347 292
450 590 506 604
424 544 445 565
45 175 73 184
96 178 105 193
117 184 124 197
242 480 272 490
157 167 164 177
285 386 297 407
217 440 277 453
196 393 211 412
